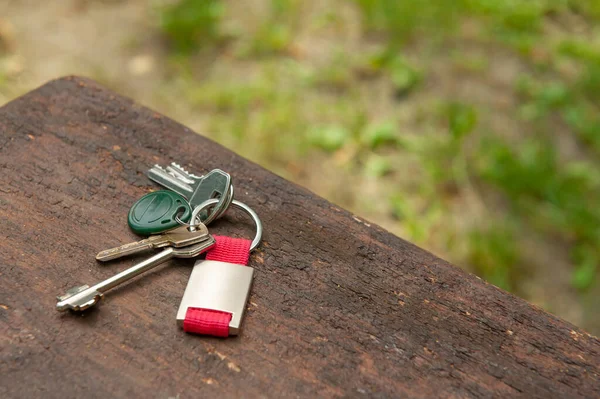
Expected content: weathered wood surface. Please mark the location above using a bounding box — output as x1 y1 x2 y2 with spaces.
0 77 598 399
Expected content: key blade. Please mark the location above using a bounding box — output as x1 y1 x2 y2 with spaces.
165 164 200 185
170 163 202 180
56 284 89 301
148 165 194 193
95 224 211 262
148 165 194 197
95 236 161 262
165 166 196 185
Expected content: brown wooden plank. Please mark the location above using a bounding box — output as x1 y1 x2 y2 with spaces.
0 76 598 398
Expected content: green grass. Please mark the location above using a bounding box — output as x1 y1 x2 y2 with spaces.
467 222 520 291
355 0 466 47
244 0 300 57
477 136 600 290
156 0 600 330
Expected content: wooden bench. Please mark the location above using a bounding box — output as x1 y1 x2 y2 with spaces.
0 76 598 398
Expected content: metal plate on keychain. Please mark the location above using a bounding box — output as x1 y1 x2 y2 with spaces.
128 190 192 235
177 199 263 336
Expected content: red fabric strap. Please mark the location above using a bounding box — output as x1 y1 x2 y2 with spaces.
205 235 251 265
183 308 232 337
183 235 252 337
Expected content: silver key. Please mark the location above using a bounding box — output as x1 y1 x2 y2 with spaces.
95 224 212 261
169 163 202 180
166 163 201 184
56 239 215 312
148 164 230 205
148 164 233 223
147 164 197 198
148 163 203 194
189 169 232 224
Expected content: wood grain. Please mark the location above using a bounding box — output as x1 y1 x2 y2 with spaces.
0 77 598 398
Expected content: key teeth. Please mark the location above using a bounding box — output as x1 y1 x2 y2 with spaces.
149 165 182 180
148 166 195 196
165 165 196 185
56 290 103 312
76 294 103 311
151 162 206 181
150 163 200 183
170 162 202 179
148 165 172 178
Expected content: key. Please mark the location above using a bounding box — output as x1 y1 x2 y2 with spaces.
166 163 201 184
147 164 196 198
148 164 233 223
96 224 211 262
148 165 231 208
128 190 192 235
56 238 216 312
189 169 232 225
147 163 205 198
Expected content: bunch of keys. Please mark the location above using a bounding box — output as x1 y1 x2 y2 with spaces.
56 162 262 337
127 163 234 235
56 224 216 312
147 163 233 226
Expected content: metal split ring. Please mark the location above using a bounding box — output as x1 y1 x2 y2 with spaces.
175 185 235 227
174 213 190 227
189 199 263 252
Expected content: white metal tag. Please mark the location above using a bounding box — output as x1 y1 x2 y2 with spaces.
177 260 254 335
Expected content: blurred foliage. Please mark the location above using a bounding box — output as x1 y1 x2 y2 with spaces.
154 0 600 329
477 137 600 290
160 0 223 53
360 121 398 149
245 0 300 56
467 223 519 291
308 125 351 152
354 0 466 48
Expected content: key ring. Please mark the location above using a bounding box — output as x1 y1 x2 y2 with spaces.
190 199 263 252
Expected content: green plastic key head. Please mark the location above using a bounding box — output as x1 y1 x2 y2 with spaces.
128 190 192 235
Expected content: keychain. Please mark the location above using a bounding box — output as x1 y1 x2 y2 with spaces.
177 198 262 337
56 163 263 340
